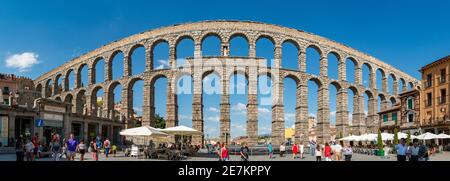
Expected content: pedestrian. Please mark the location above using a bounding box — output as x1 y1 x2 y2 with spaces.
299 142 304 159
25 139 34 161
15 136 24 161
61 138 67 159
324 142 332 161
240 142 249 161
112 144 117 157
410 142 419 161
90 138 98 161
216 141 222 161
315 144 322 161
279 143 286 157
292 143 298 159
77 139 86 161
221 143 229 161
103 138 111 158
343 144 353 161
50 134 61 161
406 142 413 161
32 133 39 160
332 142 343 161
395 138 407 161
310 140 316 156
65 133 78 161
268 142 273 159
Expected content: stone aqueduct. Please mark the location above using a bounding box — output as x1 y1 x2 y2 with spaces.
33 21 419 145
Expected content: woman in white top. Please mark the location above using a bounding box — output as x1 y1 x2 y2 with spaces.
315 144 322 161
77 139 86 161
299 143 304 159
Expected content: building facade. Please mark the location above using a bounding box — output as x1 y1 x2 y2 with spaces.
419 55 450 134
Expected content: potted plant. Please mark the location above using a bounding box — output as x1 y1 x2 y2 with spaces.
377 129 384 156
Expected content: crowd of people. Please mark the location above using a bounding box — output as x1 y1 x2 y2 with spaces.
15 133 117 161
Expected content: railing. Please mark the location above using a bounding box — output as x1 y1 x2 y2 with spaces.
438 96 447 105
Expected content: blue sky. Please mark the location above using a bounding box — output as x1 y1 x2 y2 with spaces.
1 0 450 138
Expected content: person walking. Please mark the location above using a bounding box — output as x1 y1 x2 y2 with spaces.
343 144 353 161
25 139 34 161
216 142 222 161
292 143 298 159
103 138 111 158
50 134 61 161
15 136 24 161
240 142 249 161
324 142 332 161
406 142 413 161
310 140 316 157
31 133 39 160
315 144 322 161
279 143 286 157
410 142 419 161
332 142 343 161
268 142 273 159
418 141 429 161
90 138 98 161
395 138 407 161
66 133 78 161
221 143 229 161
77 139 86 161
299 142 304 159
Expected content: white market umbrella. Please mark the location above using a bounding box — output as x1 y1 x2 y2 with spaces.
340 135 361 142
437 133 450 139
120 126 169 137
416 132 439 140
381 133 394 141
360 134 378 142
158 125 202 136
397 132 416 139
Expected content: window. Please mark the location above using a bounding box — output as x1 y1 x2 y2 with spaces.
439 89 447 104
407 112 414 123
441 69 446 83
392 112 398 122
2 87 9 94
407 97 414 110
383 114 388 122
3 99 9 105
426 74 432 87
426 93 432 107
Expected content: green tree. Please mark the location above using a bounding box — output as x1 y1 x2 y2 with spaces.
394 128 399 145
154 114 166 129
406 131 411 145
377 129 384 150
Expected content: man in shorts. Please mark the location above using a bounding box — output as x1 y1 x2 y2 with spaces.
65 133 78 161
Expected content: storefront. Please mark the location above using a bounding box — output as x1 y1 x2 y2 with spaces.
0 115 8 147
71 122 84 141
15 116 33 140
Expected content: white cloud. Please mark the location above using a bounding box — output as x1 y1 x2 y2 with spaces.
258 107 271 114
208 107 219 113
231 102 247 115
284 113 295 121
330 111 336 117
155 64 164 70
5 52 39 72
206 115 220 122
179 114 192 121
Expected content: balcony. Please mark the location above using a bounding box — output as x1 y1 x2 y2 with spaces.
424 80 432 88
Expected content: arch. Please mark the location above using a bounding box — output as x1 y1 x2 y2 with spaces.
308 77 323 88
348 85 359 96
92 57 106 84
201 33 222 56
151 39 170 70
408 82 414 91
281 40 300 70
77 63 88 88
45 79 53 98
376 68 386 91
36 83 43 97
75 89 87 114
330 81 342 91
230 73 249 138
399 78 406 93
283 73 300 86
176 74 193 127
129 44 147 76
362 63 373 88
64 93 73 103
65 68 75 91
54 96 62 102
390 97 397 105
327 51 340 80
306 45 322 75
346 57 358 84
109 50 124 80
175 36 195 68
54 74 63 95
229 33 249 57
256 36 275 68
388 73 397 95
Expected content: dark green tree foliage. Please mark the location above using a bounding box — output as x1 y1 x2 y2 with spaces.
154 114 166 129
377 129 383 150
